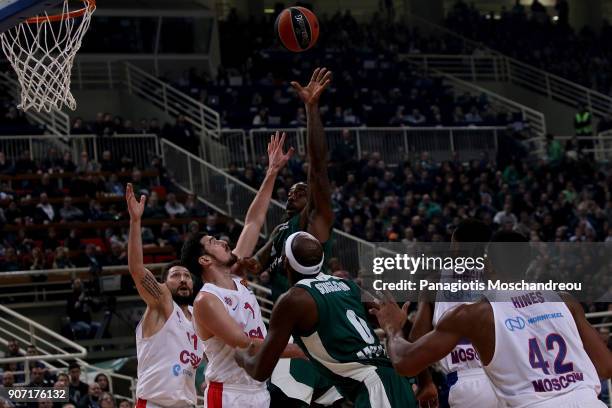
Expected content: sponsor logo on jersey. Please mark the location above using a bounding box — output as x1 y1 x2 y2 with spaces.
247 326 264 339
450 346 481 364
532 372 584 392
224 297 233 306
505 316 526 331
179 350 203 369
244 302 255 319
527 312 563 325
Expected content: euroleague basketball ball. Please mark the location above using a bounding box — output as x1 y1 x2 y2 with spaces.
275 7 319 52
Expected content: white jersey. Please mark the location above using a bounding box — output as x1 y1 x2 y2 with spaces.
200 277 267 389
433 302 485 375
484 291 602 408
433 268 486 375
136 302 202 407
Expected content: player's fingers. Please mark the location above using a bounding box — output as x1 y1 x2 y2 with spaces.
316 67 327 82
310 68 320 83
319 69 332 84
401 301 411 314
382 290 396 303
279 132 287 147
290 81 302 92
140 195 146 205
286 146 295 158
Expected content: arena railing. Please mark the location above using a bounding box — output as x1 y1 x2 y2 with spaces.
217 126 504 169
523 133 612 162
0 72 71 136
0 134 160 171
404 13 612 119
399 56 547 138
0 305 138 401
123 62 221 139
161 138 380 275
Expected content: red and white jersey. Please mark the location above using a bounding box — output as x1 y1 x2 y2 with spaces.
136 302 202 407
200 277 267 389
484 291 602 408
433 301 485 375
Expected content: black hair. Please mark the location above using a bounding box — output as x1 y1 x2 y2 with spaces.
180 233 207 276
487 230 531 279
161 260 184 281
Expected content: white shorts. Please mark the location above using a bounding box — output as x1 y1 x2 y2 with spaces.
204 382 270 408
447 369 501 408
526 388 607 408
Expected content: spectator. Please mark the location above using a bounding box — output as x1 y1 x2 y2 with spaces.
105 243 126 266
77 382 101 408
53 247 75 269
35 193 56 223
117 402 130 408
76 152 98 174
98 394 114 408
184 193 207 217
67 363 88 406
406 109 426 125
27 364 51 388
105 174 124 196
93 374 110 393
59 197 84 222
493 203 518 228
164 193 186 218
143 192 165 219
99 151 117 173
66 279 100 339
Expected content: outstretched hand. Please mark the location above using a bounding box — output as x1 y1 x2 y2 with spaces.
267 131 295 173
291 67 332 106
369 291 409 336
126 183 146 221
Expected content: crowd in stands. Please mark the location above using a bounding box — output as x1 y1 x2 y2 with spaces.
446 0 612 96
0 347 131 408
158 9 529 130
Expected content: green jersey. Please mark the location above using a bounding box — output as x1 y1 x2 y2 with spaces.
294 274 417 407
269 214 333 300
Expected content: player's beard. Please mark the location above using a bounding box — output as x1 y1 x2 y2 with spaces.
171 288 193 306
226 252 238 267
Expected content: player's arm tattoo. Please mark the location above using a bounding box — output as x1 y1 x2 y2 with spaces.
140 272 163 299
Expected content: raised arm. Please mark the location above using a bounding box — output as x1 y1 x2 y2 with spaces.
371 297 466 377
233 132 294 259
408 301 439 407
235 288 312 381
561 292 612 378
291 68 334 242
126 183 172 312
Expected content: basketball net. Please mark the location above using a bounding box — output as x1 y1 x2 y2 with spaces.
0 0 95 112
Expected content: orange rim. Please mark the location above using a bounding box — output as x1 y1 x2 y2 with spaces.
25 0 95 24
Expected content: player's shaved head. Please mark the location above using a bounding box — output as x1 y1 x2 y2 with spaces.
284 232 324 284
291 232 323 267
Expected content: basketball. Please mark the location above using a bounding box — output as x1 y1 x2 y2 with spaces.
275 6 319 52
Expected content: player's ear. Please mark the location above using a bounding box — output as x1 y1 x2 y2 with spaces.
198 255 211 267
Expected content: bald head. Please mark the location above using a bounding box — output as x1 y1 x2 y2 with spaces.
284 232 324 284
290 233 323 268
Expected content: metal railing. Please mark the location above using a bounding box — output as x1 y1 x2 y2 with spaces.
124 62 221 139
404 13 612 119
0 72 71 136
161 139 378 273
400 56 547 137
217 126 503 169
0 305 137 401
524 133 612 162
0 134 160 170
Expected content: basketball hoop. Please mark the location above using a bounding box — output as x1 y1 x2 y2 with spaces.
0 0 96 112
